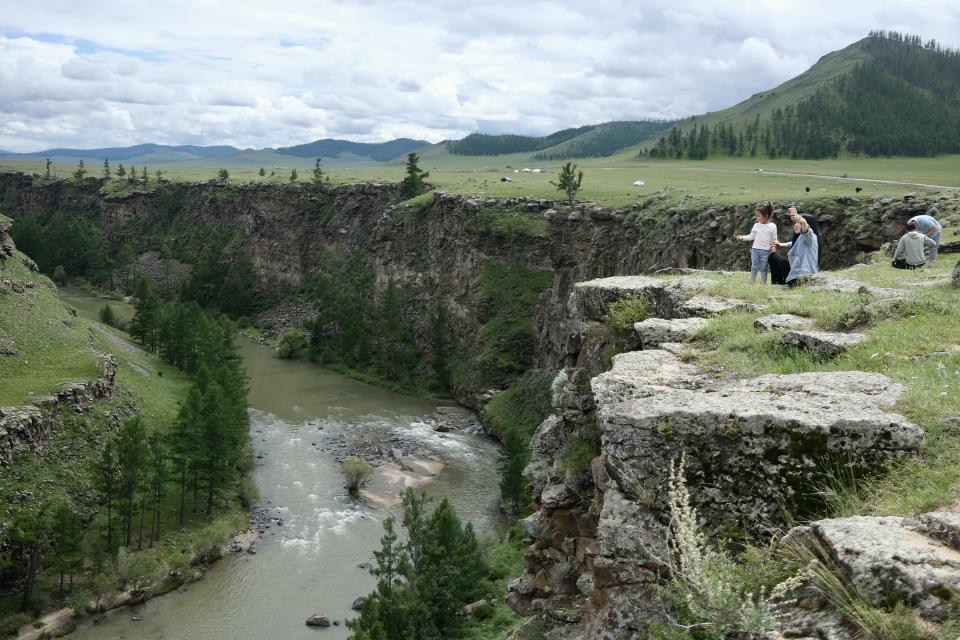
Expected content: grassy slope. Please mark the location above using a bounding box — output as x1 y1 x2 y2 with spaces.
0 228 246 627
0 223 99 407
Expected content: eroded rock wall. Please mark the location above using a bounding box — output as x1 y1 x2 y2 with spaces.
509 277 924 639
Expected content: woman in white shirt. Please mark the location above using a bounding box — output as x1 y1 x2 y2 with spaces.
734 202 778 285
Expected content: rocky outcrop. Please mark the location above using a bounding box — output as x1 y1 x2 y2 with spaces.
593 351 920 531
0 354 117 466
512 285 924 638
953 259 960 288
633 317 708 348
776 511 960 637
778 329 864 357
754 313 814 332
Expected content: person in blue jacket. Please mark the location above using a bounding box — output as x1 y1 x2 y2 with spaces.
771 207 820 287
907 214 942 263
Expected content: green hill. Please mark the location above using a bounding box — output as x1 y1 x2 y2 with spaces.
447 121 672 159
643 31 960 159
532 121 673 160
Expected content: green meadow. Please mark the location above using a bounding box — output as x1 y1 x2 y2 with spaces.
4 152 959 208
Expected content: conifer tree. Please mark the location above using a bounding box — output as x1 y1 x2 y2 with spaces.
400 153 429 199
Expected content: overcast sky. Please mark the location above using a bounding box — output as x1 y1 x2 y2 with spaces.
1 0 958 152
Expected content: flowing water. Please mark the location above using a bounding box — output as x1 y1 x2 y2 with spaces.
60 289 505 640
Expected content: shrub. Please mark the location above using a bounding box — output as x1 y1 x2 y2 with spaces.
342 457 374 495
564 423 601 474
52 265 68 285
0 613 33 638
659 455 774 638
277 329 308 359
604 296 649 333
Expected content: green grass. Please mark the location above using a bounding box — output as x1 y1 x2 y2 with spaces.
6 151 959 210
465 205 549 238
0 246 100 407
685 258 960 516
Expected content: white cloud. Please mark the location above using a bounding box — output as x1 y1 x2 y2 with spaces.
0 0 959 151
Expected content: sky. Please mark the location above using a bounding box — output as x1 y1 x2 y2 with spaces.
1 0 959 152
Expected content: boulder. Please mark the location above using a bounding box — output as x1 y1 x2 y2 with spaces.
679 294 765 317
305 614 331 627
953 260 960 288
569 276 711 322
351 596 367 611
754 314 813 332
792 512 960 622
778 330 864 357
591 350 922 534
633 317 708 348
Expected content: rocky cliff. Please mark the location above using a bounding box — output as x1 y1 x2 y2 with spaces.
2 171 955 405
506 266 960 638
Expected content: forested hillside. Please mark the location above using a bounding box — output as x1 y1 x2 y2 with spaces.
447 121 671 158
648 31 960 160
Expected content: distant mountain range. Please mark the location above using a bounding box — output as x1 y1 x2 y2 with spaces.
3 32 956 166
0 139 429 166
276 138 428 162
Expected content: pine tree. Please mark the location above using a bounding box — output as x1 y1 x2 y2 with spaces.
95 440 120 552
117 416 147 547
289 168 298 183
103 158 111 179
312 158 325 187
400 153 429 199
73 160 86 182
50 504 82 598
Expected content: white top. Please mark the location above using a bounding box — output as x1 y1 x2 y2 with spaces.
739 222 778 251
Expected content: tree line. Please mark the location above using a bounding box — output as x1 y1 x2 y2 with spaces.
648 31 960 160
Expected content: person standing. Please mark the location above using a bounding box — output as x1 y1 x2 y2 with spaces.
907 214 942 263
734 202 778 286
892 220 937 269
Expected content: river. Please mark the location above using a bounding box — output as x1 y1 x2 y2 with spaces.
59 289 506 640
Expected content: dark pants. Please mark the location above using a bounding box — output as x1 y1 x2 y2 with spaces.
892 259 924 270
769 252 790 285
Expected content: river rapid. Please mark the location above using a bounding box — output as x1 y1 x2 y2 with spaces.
60 290 506 640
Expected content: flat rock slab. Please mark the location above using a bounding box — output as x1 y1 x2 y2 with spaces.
678 294 766 317
634 317 708 347
754 314 814 332
779 330 864 357
569 276 711 321
801 512 960 621
590 349 922 532
798 273 905 299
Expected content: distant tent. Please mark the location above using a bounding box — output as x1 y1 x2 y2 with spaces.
633 180 645 187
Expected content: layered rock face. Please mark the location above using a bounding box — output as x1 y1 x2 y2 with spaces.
509 276 924 639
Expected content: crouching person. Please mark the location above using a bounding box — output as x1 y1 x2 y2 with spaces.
893 220 937 270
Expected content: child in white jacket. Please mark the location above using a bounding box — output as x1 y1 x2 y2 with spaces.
734 202 778 285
